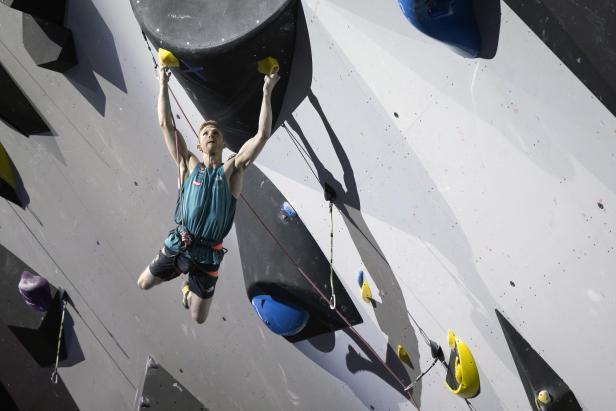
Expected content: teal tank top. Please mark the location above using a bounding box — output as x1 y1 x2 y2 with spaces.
164 163 237 265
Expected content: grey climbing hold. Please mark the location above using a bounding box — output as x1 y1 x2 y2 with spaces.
23 14 77 73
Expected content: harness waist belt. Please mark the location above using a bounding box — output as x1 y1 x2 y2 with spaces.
172 227 223 250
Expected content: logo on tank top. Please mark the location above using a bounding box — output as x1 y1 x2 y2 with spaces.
192 180 202 186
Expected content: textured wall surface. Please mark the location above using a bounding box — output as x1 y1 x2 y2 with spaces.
0 0 614 409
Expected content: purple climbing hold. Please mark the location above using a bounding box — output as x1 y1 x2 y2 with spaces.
18 271 52 311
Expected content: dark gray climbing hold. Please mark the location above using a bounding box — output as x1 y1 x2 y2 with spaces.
0 0 67 25
132 0 296 149
495 309 581 410
235 166 362 343
138 357 208 410
23 14 77 73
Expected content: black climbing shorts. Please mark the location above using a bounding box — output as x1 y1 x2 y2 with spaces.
149 246 219 299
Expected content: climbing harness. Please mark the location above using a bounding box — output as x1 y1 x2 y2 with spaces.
51 294 68 384
144 79 418 408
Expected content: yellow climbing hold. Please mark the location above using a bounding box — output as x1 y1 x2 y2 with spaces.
447 329 457 349
257 56 279 75
361 281 372 302
397 344 410 364
445 329 480 399
158 48 180 68
536 390 551 406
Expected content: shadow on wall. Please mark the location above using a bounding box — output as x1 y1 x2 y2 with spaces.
64 0 127 115
0 243 85 368
286 101 422 405
9 294 85 368
275 2 513 407
338 0 616 196
329 0 500 59
277 5 423 404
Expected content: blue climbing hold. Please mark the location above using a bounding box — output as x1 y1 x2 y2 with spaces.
280 201 297 218
251 295 309 336
397 0 481 58
357 270 364 288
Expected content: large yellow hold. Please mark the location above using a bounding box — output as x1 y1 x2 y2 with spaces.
445 330 480 399
257 56 279 75
158 48 180 68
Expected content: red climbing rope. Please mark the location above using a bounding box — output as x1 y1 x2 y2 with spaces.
240 193 417 407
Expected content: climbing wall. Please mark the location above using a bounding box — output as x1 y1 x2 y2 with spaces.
0 0 614 409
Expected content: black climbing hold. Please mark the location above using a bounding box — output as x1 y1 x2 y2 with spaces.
22 14 77 73
235 166 362 342
495 309 582 410
503 0 616 118
394 112 399 118
509 281 515 287
134 181 139 186
598 202 604 209
0 62 49 136
0 0 67 25
222 317 226 321
132 0 297 151
139 357 209 410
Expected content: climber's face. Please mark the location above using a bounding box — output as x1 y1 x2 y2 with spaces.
198 125 225 154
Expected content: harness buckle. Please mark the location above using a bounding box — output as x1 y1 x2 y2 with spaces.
180 230 193 250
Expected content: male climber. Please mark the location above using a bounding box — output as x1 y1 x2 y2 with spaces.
137 65 280 324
